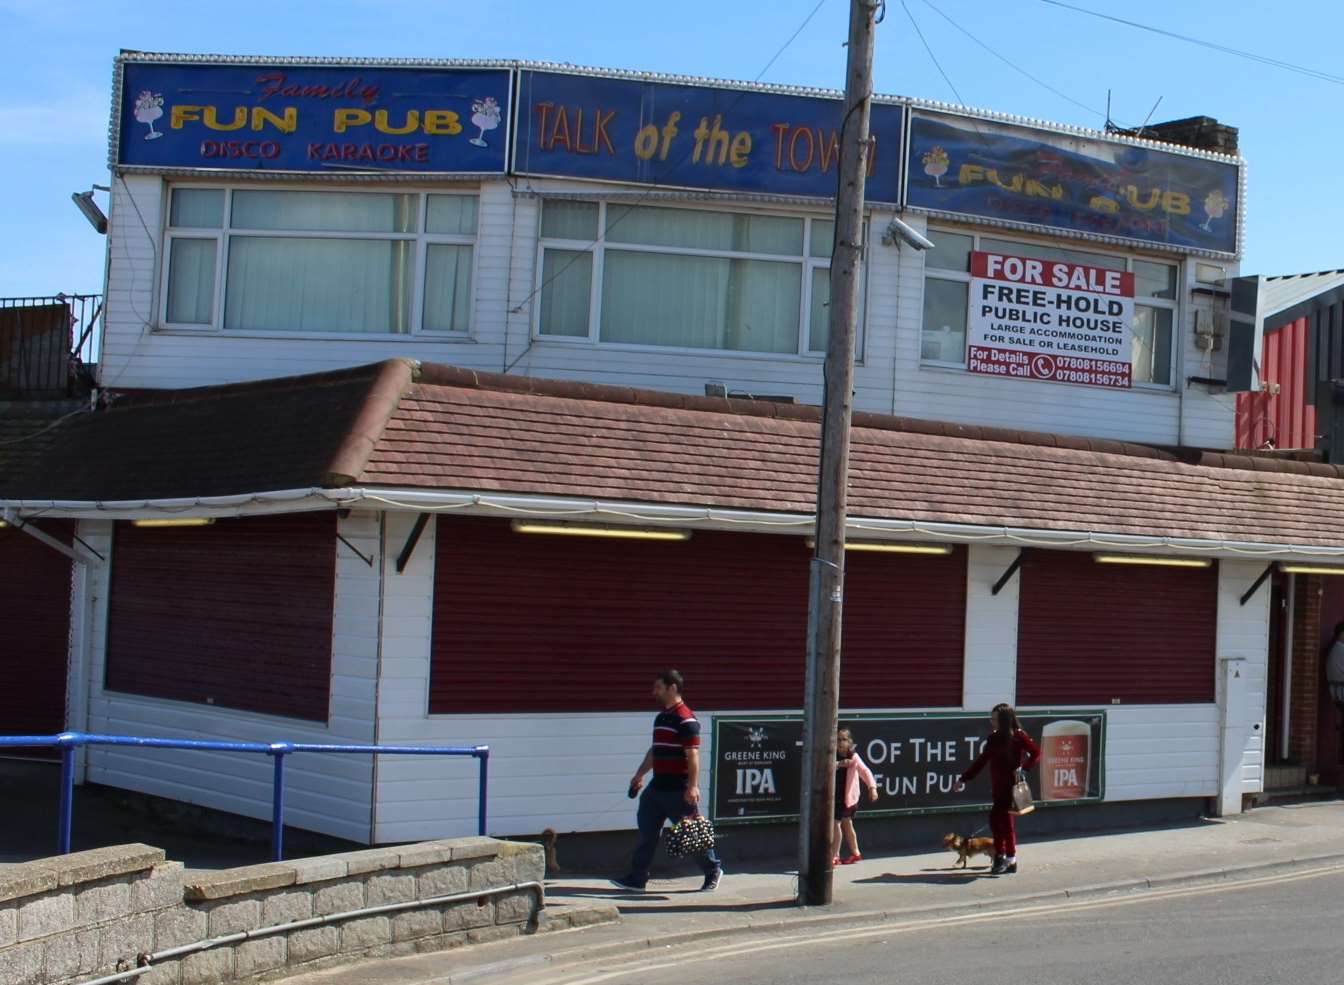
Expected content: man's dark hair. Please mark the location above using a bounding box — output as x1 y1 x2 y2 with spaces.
656 669 684 692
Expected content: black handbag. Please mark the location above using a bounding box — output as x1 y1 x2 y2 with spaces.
663 814 716 858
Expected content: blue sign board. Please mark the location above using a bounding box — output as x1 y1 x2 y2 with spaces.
115 62 512 174
514 70 904 203
906 111 1239 255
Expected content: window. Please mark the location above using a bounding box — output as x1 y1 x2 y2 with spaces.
161 187 478 335
536 201 860 357
920 229 1180 387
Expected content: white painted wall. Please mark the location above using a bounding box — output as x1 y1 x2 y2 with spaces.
1217 559 1272 796
962 544 1020 710
74 511 382 843
98 176 517 392
1103 704 1220 802
68 508 1269 840
101 174 1236 448
370 523 1269 840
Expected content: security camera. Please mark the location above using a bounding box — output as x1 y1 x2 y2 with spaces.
881 216 934 252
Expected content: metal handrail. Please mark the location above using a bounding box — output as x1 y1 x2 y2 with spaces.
0 732 489 861
0 294 103 395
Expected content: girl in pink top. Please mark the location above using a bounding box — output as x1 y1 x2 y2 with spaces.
833 728 879 864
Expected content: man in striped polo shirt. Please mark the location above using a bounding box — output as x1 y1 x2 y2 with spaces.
611 669 723 893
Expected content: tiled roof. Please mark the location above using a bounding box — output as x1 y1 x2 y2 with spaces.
8 358 1344 548
360 366 1344 548
0 361 411 501
0 400 86 490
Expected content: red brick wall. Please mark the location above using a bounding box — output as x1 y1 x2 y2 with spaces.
1317 579 1344 781
1289 576 1322 764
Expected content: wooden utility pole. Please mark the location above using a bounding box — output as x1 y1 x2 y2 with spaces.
798 0 878 907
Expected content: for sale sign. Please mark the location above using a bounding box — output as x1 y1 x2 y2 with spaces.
966 251 1134 389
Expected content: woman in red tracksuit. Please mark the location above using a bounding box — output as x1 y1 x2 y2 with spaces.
954 703 1040 875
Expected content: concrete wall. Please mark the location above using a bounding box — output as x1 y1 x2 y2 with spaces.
0 837 550 985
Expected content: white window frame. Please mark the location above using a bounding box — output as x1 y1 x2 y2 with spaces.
158 184 479 339
533 199 865 361
919 226 1181 390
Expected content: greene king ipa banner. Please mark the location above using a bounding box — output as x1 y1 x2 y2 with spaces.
711 711 1105 824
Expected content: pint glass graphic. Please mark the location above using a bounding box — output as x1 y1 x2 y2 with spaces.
1039 720 1091 801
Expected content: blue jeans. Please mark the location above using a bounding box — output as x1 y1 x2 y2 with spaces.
628 784 721 885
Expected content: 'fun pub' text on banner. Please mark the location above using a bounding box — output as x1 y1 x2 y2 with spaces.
906 110 1239 256
115 59 512 175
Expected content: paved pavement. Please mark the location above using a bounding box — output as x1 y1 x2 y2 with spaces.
279 797 1344 985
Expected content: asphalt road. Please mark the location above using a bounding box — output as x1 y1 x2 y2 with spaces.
533 866 1344 985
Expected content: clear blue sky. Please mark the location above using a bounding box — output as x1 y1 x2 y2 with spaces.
0 0 1337 297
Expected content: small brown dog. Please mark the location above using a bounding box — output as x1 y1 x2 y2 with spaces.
943 832 996 869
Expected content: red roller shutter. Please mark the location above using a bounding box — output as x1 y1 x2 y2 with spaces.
105 513 336 722
0 520 74 737
841 547 966 708
429 517 965 713
1017 549 1217 705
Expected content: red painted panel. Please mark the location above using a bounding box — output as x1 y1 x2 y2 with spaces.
1290 316 1306 448
105 514 336 722
429 517 966 713
1238 318 1314 450
0 521 73 737
1017 549 1217 705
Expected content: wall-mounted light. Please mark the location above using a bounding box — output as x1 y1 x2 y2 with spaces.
1279 563 1344 576
0 519 8 528
71 189 108 235
806 538 952 555
132 517 216 528
510 520 690 542
1093 553 1212 568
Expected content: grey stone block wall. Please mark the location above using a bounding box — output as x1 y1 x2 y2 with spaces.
0 837 553 985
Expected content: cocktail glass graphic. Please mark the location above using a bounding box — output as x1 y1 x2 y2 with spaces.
1201 189 1229 232
922 145 950 187
469 96 501 147
134 90 165 141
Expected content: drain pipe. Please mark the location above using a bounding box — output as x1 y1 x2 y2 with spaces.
73 881 545 985
1281 574 1295 762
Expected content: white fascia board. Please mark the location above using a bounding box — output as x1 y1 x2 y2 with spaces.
0 488 359 520
339 487 1344 563
8 485 1344 563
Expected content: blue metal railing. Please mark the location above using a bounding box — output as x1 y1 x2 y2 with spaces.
0 732 489 862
